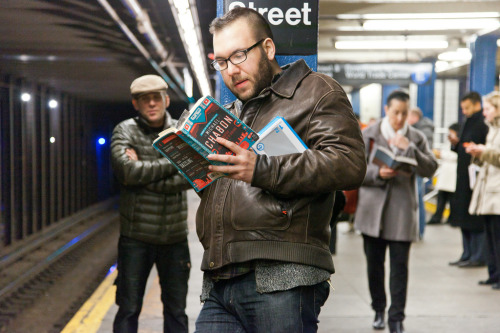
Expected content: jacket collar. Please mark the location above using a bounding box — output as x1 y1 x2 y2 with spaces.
488 116 500 128
135 111 171 133
226 59 312 113
270 59 312 98
467 110 484 122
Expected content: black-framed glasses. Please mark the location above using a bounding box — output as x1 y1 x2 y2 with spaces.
211 39 265 71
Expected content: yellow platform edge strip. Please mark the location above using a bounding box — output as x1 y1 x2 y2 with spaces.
61 267 117 333
425 201 450 218
60 199 445 332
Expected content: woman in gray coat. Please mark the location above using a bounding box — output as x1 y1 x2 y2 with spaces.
467 91 500 289
354 91 437 333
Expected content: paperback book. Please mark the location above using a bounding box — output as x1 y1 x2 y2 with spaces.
153 95 259 192
372 145 417 176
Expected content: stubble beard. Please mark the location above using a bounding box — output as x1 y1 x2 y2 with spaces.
229 51 274 104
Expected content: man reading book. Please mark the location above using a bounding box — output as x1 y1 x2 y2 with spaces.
194 8 367 333
110 75 191 333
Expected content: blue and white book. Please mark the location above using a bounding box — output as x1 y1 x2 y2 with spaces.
252 117 308 156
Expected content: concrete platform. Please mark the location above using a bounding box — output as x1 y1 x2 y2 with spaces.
93 190 500 332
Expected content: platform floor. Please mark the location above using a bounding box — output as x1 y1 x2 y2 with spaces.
68 190 500 333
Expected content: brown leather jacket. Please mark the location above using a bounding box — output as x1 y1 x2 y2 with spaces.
196 59 366 273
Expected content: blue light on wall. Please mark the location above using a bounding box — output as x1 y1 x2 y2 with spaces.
98 137 106 145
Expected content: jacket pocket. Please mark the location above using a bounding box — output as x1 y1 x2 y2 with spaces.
227 185 292 231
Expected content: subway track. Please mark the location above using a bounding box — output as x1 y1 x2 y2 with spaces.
0 200 120 333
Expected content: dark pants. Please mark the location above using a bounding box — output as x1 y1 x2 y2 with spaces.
195 271 330 333
428 190 453 223
113 236 191 333
459 229 487 263
362 234 411 323
484 216 500 281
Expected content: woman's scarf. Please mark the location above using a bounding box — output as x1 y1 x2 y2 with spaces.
380 116 409 152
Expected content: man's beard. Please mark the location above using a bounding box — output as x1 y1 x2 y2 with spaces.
229 51 274 103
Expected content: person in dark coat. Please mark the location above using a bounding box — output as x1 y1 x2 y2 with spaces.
448 91 489 268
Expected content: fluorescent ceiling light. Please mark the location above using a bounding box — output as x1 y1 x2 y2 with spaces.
122 0 167 60
338 12 500 20
122 0 142 17
438 48 472 61
169 0 211 96
363 19 500 31
183 67 193 98
97 0 187 101
335 35 447 42
435 60 468 73
435 60 450 72
335 40 448 49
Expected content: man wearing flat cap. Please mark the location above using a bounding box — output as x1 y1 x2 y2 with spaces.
110 74 191 333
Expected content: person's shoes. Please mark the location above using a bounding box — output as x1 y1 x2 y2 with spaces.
426 219 441 225
449 259 467 266
478 278 498 285
372 311 385 330
389 321 405 333
492 282 500 290
458 260 486 268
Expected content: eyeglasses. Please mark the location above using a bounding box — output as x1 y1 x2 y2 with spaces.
211 39 265 71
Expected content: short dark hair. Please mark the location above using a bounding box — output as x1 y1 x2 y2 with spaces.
461 91 482 105
209 7 274 41
386 90 410 106
449 122 460 133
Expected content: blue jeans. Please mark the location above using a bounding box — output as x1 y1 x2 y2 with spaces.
460 229 487 263
195 271 330 333
113 236 191 333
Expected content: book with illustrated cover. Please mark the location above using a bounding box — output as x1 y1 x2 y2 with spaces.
252 117 308 156
177 95 259 156
152 96 259 192
372 145 417 176
152 128 226 192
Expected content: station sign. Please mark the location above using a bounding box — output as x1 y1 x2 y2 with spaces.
223 1 318 55
318 63 434 86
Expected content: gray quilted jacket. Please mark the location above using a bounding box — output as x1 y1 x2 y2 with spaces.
110 111 190 244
